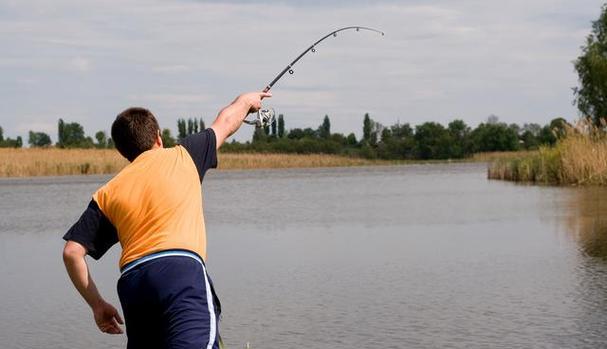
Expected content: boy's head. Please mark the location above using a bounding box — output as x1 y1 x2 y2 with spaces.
112 107 161 162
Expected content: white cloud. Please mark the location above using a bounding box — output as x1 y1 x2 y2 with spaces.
0 0 604 141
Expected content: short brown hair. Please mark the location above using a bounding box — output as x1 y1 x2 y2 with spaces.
112 107 160 162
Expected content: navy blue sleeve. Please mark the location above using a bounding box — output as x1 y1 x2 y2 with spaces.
179 128 218 182
63 200 118 260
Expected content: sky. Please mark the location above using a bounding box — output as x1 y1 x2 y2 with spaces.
0 0 605 143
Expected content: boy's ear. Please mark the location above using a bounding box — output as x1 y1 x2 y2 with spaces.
156 130 163 148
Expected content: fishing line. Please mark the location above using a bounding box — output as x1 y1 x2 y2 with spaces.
244 26 385 128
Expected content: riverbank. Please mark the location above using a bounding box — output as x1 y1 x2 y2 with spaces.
488 121 607 185
0 148 527 177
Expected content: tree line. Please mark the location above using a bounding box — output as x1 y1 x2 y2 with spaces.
222 113 567 160
0 117 202 149
0 114 566 160
0 127 23 148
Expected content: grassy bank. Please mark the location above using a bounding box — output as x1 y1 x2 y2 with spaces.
217 153 391 169
0 148 397 177
0 147 530 178
488 121 607 185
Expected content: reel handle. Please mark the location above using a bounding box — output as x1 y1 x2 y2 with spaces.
243 108 276 128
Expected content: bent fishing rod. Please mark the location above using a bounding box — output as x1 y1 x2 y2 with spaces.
244 26 385 128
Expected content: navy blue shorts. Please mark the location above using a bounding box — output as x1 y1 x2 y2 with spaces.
117 251 222 349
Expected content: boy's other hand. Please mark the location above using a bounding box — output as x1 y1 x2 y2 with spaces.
93 300 124 335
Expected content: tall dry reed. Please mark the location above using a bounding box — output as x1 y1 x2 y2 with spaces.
217 153 387 170
0 148 391 177
0 148 128 177
488 119 607 185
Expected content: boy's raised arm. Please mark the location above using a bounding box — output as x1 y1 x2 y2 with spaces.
210 91 271 149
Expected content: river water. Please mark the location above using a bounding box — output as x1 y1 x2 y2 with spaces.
1 163 606 348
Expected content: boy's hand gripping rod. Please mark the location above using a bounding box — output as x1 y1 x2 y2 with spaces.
244 26 385 128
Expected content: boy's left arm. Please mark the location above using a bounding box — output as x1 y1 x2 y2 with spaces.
63 241 123 334
62 199 121 334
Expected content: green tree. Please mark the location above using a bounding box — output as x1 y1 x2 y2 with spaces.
574 4 607 125
376 123 415 159
94 131 107 148
470 123 519 152
57 119 65 147
346 133 357 146
0 135 23 148
177 119 187 140
277 114 285 138
414 122 452 159
28 131 52 147
13 136 23 148
447 119 472 158
187 119 194 135
520 123 541 149
161 128 176 147
319 115 331 139
0 126 4 143
199 118 206 131
538 125 557 146
302 128 317 138
287 128 317 140
363 113 372 144
271 119 277 138
287 128 305 140
391 123 413 139
521 130 539 149
57 119 92 148
380 128 392 143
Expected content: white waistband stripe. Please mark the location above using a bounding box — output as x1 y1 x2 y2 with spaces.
121 251 202 275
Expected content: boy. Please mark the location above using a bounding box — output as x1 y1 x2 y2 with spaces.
62 91 271 348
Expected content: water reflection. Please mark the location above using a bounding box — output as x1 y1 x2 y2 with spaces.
566 187 607 259
560 187 607 348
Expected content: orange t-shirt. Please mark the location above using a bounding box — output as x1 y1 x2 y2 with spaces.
63 129 217 269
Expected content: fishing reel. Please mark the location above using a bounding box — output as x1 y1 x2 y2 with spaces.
243 108 276 128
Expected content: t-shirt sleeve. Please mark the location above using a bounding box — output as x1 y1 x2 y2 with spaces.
178 128 218 182
62 200 119 260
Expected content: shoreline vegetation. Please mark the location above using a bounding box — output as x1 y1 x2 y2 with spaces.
0 148 523 178
488 120 607 186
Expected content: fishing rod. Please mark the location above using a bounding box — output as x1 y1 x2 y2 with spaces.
244 26 385 128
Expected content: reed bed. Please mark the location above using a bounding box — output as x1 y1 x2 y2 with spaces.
488 120 607 185
0 147 543 178
217 153 387 170
0 148 391 177
0 148 128 177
